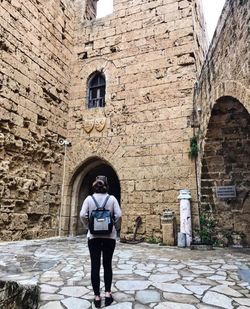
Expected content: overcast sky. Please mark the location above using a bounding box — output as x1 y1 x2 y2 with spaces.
97 0 226 41
201 0 226 41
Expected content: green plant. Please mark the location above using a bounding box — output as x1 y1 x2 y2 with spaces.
212 230 246 247
213 231 230 247
146 236 159 244
231 231 246 238
195 212 216 245
229 231 246 246
189 136 198 159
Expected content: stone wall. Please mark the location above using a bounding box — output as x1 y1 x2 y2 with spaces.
194 0 250 245
63 0 207 240
0 0 75 240
74 0 97 23
1 0 209 242
192 0 208 74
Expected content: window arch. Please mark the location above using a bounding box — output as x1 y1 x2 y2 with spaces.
87 72 106 108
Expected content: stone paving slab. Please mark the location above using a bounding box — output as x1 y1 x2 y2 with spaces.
0 237 250 308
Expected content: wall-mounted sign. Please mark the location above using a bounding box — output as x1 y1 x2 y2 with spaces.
216 186 236 199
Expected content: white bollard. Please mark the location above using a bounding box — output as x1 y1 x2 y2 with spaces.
178 189 192 247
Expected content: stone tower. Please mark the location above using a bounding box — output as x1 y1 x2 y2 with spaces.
0 0 207 241
63 0 208 239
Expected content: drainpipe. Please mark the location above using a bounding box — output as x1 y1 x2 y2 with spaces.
58 138 71 237
178 189 192 247
193 80 202 229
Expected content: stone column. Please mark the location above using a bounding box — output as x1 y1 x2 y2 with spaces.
161 209 176 246
178 189 192 247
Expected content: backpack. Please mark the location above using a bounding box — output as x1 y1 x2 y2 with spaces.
89 195 114 235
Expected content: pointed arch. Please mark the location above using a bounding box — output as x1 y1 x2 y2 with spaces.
200 96 250 244
67 157 121 236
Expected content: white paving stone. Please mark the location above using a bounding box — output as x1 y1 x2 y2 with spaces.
61 266 77 273
135 290 161 304
134 270 151 277
218 280 235 286
197 305 222 308
136 263 155 271
117 264 134 270
149 273 180 282
207 275 226 281
183 277 195 281
40 271 59 278
194 278 215 285
211 284 243 297
134 304 150 309
113 292 135 302
233 298 250 306
126 261 137 265
222 264 238 270
46 281 64 287
202 291 233 309
191 265 213 271
113 269 134 275
239 282 249 287
61 297 91 309
39 301 64 309
153 283 192 294
230 273 240 280
185 285 210 295
163 292 200 304
156 263 169 268
59 286 89 297
40 294 64 301
191 270 214 275
116 280 151 291
108 302 133 308
213 259 225 264
155 258 171 262
216 271 227 276
210 264 223 269
1 237 250 309
117 251 133 259
155 302 196 309
172 263 186 270
40 284 59 293
18 278 38 285
155 266 177 273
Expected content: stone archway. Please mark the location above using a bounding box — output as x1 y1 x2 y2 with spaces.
69 157 121 236
200 96 250 245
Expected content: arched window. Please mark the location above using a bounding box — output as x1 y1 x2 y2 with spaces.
88 72 106 108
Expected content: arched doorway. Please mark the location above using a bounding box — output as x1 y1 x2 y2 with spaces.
200 96 250 245
70 157 121 236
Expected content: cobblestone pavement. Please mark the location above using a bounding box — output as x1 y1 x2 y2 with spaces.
0 237 250 308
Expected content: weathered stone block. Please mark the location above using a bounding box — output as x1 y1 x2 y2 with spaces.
9 214 28 231
145 215 161 233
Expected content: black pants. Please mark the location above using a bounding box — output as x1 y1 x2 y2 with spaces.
88 238 116 296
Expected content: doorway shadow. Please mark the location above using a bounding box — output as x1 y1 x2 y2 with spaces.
69 157 121 236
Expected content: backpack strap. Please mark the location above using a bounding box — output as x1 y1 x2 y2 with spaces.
91 195 100 209
91 195 110 210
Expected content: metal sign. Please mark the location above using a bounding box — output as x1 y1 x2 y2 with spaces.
216 186 236 199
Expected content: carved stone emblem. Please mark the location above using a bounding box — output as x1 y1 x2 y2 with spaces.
83 119 94 133
95 118 106 132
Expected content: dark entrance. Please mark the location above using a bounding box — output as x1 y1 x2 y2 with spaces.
76 158 120 235
200 96 250 245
